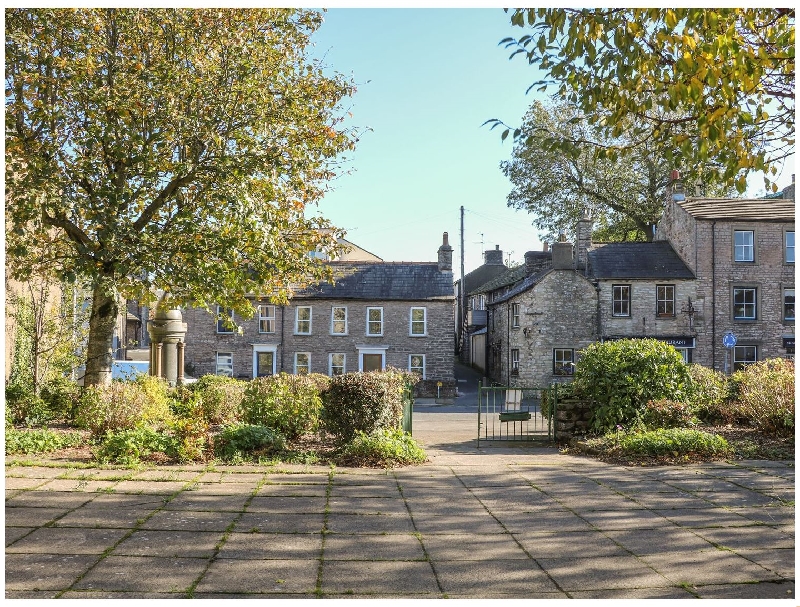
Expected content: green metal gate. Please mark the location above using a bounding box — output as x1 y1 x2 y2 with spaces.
477 382 558 444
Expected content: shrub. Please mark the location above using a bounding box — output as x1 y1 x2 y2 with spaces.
240 373 327 440
5 427 84 455
642 399 697 430
687 364 730 423
192 375 246 425
170 416 211 463
74 375 173 436
336 428 426 467
95 426 174 465
214 424 286 462
729 359 794 435
573 339 691 434
321 369 419 443
619 428 730 458
4 384 54 427
39 376 81 422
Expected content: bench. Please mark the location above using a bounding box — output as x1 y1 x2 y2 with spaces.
498 389 531 422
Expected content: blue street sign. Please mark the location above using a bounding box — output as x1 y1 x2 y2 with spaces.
723 332 737 348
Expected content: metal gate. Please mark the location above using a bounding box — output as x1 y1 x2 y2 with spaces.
477 382 557 443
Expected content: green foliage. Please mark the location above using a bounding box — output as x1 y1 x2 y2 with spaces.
729 359 794 435
502 8 794 191
336 429 427 468
74 376 173 436
240 373 327 440
687 363 731 424
5 384 54 427
191 375 246 425
95 426 174 465
6 8 359 386
169 416 211 463
321 369 419 443
5 427 84 455
573 339 691 434
619 428 730 458
39 376 81 422
214 424 286 462
642 399 698 430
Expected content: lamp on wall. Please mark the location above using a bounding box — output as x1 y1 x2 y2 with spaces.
681 297 696 332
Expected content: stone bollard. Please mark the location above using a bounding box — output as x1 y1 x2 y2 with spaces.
147 307 187 387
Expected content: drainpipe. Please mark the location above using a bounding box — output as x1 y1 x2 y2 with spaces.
280 304 285 373
711 221 717 370
507 303 511 386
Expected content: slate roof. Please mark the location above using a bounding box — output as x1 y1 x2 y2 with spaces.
488 267 555 305
588 241 695 280
461 262 509 295
469 264 529 295
676 197 795 221
292 262 454 301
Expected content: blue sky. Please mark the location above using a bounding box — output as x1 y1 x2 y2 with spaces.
309 8 546 272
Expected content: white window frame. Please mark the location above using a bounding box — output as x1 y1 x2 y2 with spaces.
295 306 312 335
357 346 387 371
410 307 427 336
656 285 675 317
257 304 276 334
294 352 311 375
216 305 234 334
733 345 758 371
612 285 631 317
329 353 346 376
409 354 426 378
734 229 755 262
331 306 348 335
252 344 277 378
786 231 795 264
511 303 521 328
553 349 574 376
733 287 757 320
511 348 520 375
784 288 795 322
366 307 384 336
216 352 233 376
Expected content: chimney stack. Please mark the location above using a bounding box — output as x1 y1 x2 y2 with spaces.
575 212 593 271
437 232 453 272
483 245 504 266
551 233 573 270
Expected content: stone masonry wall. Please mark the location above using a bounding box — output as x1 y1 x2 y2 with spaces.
553 398 593 444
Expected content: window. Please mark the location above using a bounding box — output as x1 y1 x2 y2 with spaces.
253 346 276 378
410 307 427 336
511 349 519 374
216 352 233 376
331 306 348 335
553 349 574 376
329 353 346 376
216 306 234 333
786 231 795 264
657 285 675 317
258 305 275 333
409 354 425 378
784 288 795 321
294 352 310 375
733 345 757 371
511 303 521 328
295 306 312 334
471 295 486 310
733 287 757 320
734 230 754 262
612 285 630 317
367 307 383 336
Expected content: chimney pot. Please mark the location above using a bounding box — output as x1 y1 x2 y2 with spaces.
437 232 453 272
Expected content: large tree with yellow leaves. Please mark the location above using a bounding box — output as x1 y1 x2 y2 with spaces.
6 8 357 386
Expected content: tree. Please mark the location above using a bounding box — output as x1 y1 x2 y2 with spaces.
500 8 794 192
6 9 358 386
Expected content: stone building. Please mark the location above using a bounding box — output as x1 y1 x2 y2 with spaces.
182 234 456 397
656 172 795 370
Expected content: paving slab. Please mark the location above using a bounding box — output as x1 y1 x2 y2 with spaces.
113 529 223 558
323 533 425 561
433 559 564 595
320 560 439 595
71 555 209 592
194 558 319 594
217 532 323 560
234 512 325 534
5 527 130 555
5 553 99 591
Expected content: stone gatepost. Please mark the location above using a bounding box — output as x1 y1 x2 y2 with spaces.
147 307 187 387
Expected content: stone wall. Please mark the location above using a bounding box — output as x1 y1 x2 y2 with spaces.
553 398 593 444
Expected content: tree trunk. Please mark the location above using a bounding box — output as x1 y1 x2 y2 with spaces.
83 277 119 387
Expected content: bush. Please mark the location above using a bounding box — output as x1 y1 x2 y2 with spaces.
5 384 54 427
687 364 730 423
619 428 730 458
642 399 697 430
573 339 691 434
169 416 211 463
74 375 173 436
5 427 84 455
321 369 419 443
95 426 174 465
729 359 794 435
240 373 327 440
336 428 426 467
192 375 246 425
214 424 286 462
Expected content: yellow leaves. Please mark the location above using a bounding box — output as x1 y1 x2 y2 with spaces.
664 9 678 29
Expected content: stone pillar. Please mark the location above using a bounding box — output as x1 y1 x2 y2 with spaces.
147 307 188 387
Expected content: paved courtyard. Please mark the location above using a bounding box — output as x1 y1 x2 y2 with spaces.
5 401 795 600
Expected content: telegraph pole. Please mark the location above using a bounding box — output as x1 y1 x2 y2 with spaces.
460 206 465 356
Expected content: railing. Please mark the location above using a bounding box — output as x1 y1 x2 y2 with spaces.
477 382 558 444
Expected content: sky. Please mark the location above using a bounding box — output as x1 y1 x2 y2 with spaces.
308 8 547 273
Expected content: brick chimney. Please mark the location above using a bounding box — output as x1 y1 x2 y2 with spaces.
575 211 593 271
483 245 504 266
668 169 685 204
437 232 453 272
524 250 551 275
551 233 573 270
